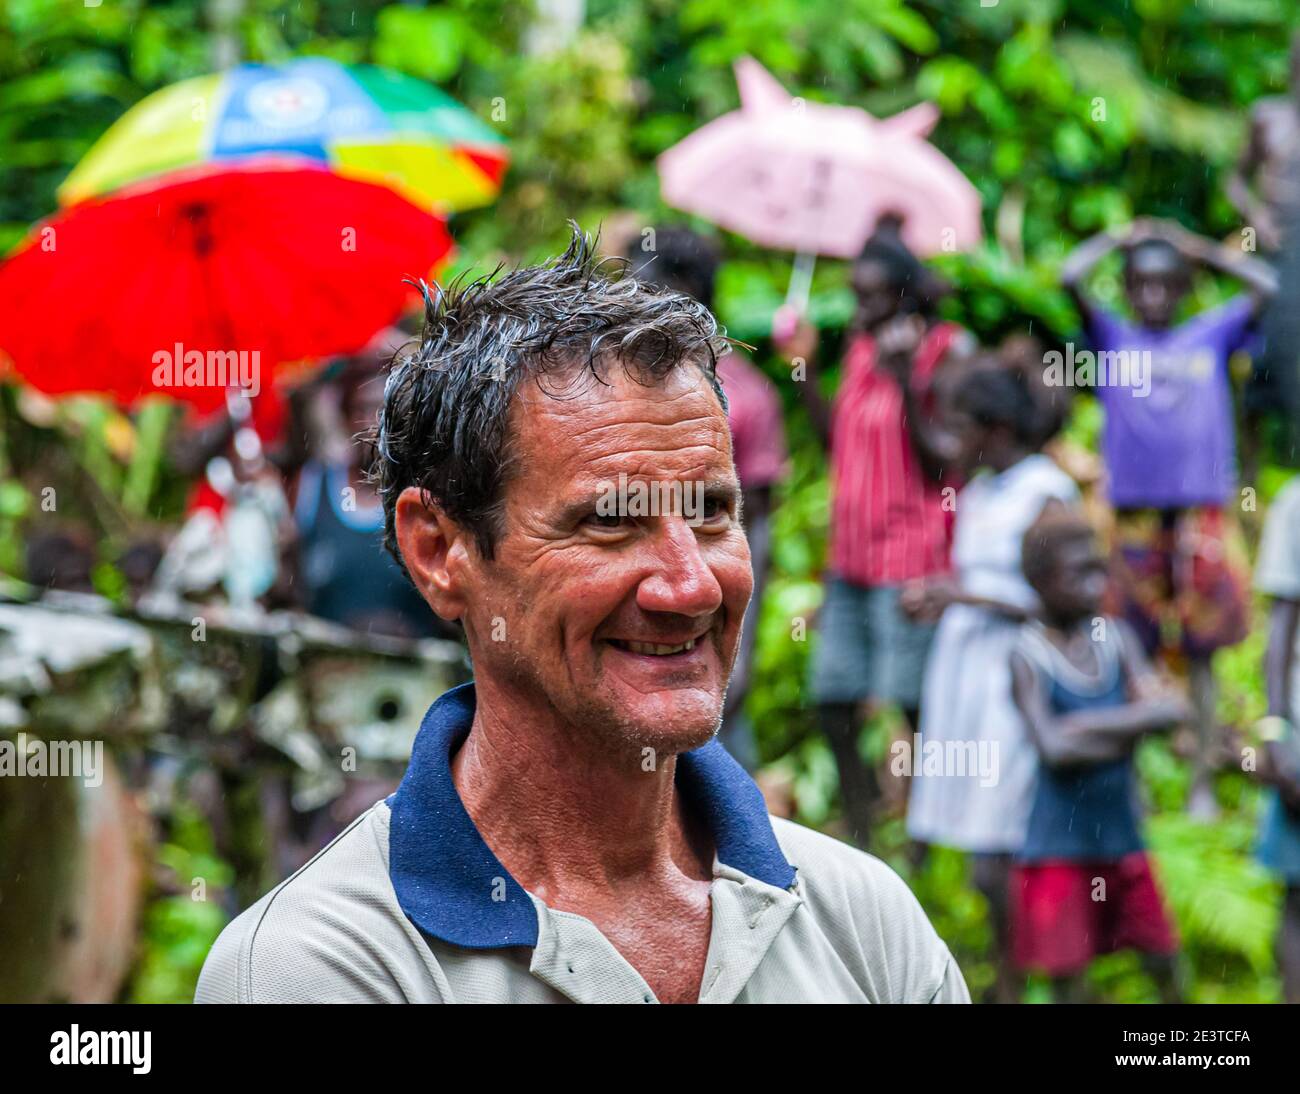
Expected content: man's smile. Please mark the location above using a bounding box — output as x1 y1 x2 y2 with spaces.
606 637 700 656
596 622 722 682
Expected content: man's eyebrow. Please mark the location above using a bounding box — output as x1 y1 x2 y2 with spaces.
553 490 607 526
700 478 741 504
705 478 744 521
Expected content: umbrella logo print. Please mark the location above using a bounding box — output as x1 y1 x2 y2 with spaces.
247 78 328 129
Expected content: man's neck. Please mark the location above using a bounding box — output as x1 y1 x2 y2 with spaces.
449 680 715 908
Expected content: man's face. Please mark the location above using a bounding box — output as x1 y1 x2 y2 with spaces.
456 362 752 756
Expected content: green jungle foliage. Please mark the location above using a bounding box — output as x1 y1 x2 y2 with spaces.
3 0 1298 1000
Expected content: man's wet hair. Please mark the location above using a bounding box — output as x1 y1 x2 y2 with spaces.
1021 510 1096 597
370 224 730 568
622 226 721 309
951 364 1045 446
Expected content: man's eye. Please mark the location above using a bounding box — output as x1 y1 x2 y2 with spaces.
699 498 730 522
586 511 626 530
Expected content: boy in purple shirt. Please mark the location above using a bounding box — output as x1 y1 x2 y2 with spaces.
1062 217 1276 816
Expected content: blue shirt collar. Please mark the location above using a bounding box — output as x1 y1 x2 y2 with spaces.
388 682 796 950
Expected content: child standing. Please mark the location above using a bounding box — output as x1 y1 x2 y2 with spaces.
902 365 1079 1001
1062 217 1275 818
1009 512 1188 1002
1250 476 1300 1003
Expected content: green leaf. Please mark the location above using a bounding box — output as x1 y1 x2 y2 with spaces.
373 5 465 83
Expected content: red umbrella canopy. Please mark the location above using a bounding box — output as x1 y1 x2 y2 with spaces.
0 166 451 411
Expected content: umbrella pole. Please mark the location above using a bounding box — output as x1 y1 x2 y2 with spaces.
783 251 817 315
773 251 817 342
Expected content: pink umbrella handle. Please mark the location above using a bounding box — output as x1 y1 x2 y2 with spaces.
773 251 817 340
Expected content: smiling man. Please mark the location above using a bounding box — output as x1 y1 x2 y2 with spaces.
195 229 969 1004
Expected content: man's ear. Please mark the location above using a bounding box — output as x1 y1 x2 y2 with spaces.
395 486 471 622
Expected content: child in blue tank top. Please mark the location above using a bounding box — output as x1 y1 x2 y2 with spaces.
1008 511 1189 1002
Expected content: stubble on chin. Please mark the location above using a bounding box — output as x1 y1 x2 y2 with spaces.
480 637 728 760
540 669 718 759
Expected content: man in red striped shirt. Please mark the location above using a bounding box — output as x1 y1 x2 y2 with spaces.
780 228 970 848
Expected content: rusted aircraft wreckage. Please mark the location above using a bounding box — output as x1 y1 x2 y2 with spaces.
0 585 468 1002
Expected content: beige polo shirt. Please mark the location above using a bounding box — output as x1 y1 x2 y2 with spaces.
196 684 969 1004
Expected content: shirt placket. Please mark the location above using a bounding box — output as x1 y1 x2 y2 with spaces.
528 897 659 1004
696 864 803 1004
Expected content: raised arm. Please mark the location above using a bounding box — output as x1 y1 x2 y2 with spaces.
1160 220 1278 303
1060 225 1130 326
775 319 832 450
1226 105 1284 252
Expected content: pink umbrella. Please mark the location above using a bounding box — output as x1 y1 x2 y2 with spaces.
658 58 982 317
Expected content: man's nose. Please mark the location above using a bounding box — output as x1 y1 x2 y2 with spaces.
635 515 725 617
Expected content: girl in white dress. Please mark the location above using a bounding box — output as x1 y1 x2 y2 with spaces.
902 366 1080 997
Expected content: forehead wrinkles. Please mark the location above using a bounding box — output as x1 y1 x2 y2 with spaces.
512 371 729 464
564 411 729 461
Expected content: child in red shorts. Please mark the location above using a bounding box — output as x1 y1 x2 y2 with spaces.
1009 511 1189 1002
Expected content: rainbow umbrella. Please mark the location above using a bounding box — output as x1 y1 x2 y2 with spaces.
0 60 505 412
59 58 508 214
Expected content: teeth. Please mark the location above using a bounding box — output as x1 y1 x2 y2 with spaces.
621 639 696 656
